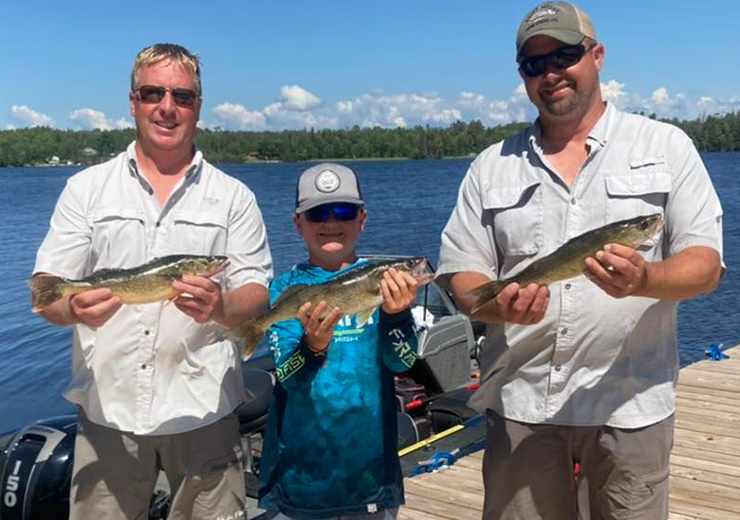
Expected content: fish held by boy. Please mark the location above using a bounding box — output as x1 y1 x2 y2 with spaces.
28 254 229 312
233 257 434 358
466 213 665 313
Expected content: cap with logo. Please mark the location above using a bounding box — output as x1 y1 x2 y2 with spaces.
295 163 364 213
516 1 597 60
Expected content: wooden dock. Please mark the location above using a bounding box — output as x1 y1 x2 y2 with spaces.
399 344 740 520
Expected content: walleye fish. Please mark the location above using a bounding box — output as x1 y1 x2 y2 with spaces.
28 254 229 312
466 213 665 313
234 257 434 359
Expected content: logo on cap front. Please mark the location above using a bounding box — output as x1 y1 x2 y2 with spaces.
526 3 561 24
315 170 341 193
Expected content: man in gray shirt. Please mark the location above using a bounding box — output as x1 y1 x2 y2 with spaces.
437 3 723 519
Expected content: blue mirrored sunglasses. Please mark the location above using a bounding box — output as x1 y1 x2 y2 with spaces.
304 203 360 223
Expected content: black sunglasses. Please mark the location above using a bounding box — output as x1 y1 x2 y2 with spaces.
519 43 596 78
134 85 199 108
304 203 360 223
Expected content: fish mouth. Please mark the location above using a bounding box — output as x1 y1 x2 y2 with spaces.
410 258 434 285
205 260 230 277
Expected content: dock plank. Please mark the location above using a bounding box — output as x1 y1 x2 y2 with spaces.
399 344 740 520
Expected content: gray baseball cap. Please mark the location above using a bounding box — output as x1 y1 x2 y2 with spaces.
516 2 597 60
295 163 364 213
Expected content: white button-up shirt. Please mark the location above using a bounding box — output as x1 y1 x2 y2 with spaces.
438 103 724 428
33 142 273 435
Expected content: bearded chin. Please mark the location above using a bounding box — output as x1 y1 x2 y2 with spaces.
543 84 596 117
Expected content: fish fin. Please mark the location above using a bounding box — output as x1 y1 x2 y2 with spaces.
164 292 181 306
272 284 309 306
88 267 120 277
27 275 66 312
465 280 507 314
231 318 268 360
356 306 377 327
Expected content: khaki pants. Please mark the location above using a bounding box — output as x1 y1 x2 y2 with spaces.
481 410 673 520
265 509 398 520
70 410 246 520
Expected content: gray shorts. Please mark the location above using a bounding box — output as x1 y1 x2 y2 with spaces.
481 410 674 520
69 409 246 520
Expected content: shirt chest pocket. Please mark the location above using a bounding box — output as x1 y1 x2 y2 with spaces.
171 210 228 255
605 167 671 223
90 208 146 268
482 182 542 257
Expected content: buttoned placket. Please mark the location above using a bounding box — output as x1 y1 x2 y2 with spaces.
543 138 604 418
129 160 198 430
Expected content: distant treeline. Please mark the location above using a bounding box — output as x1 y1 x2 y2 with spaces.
1 111 739 167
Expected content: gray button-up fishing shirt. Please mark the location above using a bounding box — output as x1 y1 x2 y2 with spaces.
33 142 273 435
437 102 724 428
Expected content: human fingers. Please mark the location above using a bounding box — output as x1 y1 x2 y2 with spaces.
297 302 313 327
70 292 122 328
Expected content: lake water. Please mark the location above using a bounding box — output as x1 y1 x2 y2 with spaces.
1 154 738 433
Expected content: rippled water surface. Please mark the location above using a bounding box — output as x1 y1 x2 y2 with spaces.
1 154 738 433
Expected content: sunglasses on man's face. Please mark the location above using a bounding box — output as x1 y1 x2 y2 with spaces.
304 203 360 223
134 85 199 108
519 43 596 78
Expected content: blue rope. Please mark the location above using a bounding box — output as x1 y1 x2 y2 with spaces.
705 343 729 361
412 449 459 476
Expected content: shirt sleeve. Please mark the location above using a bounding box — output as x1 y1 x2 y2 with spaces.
267 275 324 391
436 156 498 289
663 129 724 259
378 308 418 373
33 174 92 279
224 182 273 292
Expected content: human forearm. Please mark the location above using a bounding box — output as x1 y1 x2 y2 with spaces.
638 246 723 301
216 282 269 329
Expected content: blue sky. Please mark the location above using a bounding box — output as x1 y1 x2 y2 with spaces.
2 1 739 132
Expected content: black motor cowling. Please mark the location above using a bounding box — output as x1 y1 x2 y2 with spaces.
0 415 76 520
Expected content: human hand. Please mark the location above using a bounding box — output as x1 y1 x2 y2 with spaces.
491 282 550 325
172 275 224 324
380 268 419 314
584 243 649 298
297 301 343 354
69 288 122 328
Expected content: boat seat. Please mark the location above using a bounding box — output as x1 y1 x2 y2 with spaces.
234 367 274 435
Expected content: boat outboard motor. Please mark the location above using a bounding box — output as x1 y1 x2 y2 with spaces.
0 415 77 520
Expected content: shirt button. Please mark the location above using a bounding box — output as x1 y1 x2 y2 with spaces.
561 327 568 335
144 330 150 336
156 222 161 228
570 198 577 205
140 364 147 370
554 365 562 372
565 283 571 290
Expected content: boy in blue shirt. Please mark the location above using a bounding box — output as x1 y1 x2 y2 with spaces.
258 163 421 520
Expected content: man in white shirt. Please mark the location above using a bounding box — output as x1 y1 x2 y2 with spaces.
32 43 273 520
437 3 723 519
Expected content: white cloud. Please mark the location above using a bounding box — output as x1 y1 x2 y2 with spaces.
199 81 740 131
279 85 321 111
11 105 55 127
5 124 15 130
114 118 134 129
213 102 267 130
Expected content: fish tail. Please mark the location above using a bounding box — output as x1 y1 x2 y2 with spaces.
231 318 268 360
27 275 66 312
465 280 507 314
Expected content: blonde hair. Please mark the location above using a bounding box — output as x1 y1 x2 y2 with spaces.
130 43 202 95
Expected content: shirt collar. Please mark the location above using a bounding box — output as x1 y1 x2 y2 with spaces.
125 141 204 183
528 101 614 153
